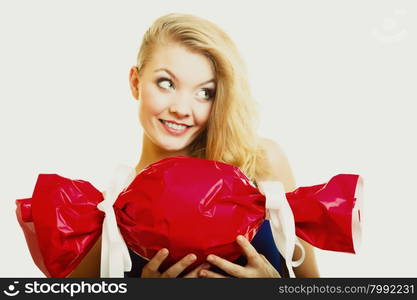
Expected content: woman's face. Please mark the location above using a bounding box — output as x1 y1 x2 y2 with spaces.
130 43 216 153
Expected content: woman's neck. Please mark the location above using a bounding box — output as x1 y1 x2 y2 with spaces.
135 135 189 174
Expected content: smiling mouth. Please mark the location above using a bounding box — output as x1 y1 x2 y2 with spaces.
159 119 193 134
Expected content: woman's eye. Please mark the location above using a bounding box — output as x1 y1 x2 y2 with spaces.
157 78 174 90
197 88 215 100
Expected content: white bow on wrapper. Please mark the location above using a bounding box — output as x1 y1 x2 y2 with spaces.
97 165 135 278
257 181 305 278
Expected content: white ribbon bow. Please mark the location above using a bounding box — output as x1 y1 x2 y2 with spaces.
96 165 135 277
257 181 305 278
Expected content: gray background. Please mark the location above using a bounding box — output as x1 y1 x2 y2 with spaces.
0 0 415 277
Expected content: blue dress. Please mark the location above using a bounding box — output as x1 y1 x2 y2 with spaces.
124 220 286 278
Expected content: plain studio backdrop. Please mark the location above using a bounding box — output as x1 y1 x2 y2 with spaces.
0 0 416 277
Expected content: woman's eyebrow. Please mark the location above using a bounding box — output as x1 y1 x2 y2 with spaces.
154 68 215 87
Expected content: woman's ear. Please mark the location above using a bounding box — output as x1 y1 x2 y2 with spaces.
129 66 140 100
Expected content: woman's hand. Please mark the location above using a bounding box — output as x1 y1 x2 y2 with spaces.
141 248 211 278
199 235 281 278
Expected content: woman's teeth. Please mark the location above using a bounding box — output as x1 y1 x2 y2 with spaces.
162 120 188 131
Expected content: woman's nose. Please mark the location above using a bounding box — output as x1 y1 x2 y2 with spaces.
169 93 191 118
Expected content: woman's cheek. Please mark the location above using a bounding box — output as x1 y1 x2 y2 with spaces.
141 87 169 115
194 102 213 126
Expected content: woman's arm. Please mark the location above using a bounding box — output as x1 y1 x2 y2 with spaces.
258 137 320 278
66 235 101 278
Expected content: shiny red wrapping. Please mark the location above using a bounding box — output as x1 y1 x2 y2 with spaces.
114 156 265 272
16 175 105 278
16 156 361 277
287 174 360 253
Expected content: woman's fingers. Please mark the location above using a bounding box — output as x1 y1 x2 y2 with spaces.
206 254 245 277
144 248 169 273
199 269 229 278
183 262 211 278
143 237 266 278
161 253 197 278
202 237 282 278
236 235 263 265
141 248 170 277
260 254 269 264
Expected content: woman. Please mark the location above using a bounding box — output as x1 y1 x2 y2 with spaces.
69 13 319 278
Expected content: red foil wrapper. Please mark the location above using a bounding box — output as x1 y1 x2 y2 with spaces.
114 156 265 273
16 156 362 277
16 175 105 278
287 174 362 253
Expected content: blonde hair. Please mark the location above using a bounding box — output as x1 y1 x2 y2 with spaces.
136 13 269 181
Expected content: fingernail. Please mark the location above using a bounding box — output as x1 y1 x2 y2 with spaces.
161 248 168 255
237 235 244 241
200 270 207 277
189 254 196 261
207 255 214 261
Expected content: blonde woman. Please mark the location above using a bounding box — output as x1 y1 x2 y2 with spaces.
69 13 319 278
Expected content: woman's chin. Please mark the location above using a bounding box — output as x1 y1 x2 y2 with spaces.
158 141 190 154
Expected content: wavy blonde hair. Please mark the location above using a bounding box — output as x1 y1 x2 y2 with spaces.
136 13 269 181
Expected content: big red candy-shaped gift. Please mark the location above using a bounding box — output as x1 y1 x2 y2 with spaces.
16 156 363 278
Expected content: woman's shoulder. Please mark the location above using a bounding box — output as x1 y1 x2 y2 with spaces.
257 137 289 176
256 137 296 192
258 137 286 163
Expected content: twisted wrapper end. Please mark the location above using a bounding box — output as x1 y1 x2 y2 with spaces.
352 175 364 254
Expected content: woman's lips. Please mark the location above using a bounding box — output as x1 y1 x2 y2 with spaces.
159 119 192 136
